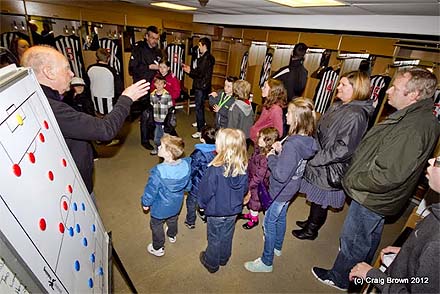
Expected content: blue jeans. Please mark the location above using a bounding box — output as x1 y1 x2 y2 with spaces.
261 200 289 266
153 123 164 147
194 89 208 131
329 200 385 289
204 215 237 271
185 193 197 225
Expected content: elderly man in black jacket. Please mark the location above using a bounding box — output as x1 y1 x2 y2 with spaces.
22 46 149 201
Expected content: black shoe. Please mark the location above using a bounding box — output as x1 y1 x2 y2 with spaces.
199 251 218 273
142 142 154 150
296 219 309 229
242 219 259 230
291 223 320 240
197 209 207 223
311 267 348 291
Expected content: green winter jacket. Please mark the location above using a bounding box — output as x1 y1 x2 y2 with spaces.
342 98 440 216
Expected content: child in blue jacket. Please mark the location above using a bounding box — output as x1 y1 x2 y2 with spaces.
185 125 217 229
141 134 191 257
198 128 249 273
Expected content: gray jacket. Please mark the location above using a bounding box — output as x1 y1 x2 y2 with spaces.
304 100 374 190
227 99 254 138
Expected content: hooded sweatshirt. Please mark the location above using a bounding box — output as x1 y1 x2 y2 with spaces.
227 99 254 138
141 157 192 219
366 202 440 293
189 143 216 197
197 165 248 217
268 135 318 203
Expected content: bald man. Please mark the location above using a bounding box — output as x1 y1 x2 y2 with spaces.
22 46 149 198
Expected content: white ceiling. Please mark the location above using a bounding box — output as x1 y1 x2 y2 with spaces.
124 0 440 16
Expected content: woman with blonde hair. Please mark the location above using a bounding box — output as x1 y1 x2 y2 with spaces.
293 70 374 241
198 128 249 273
244 98 318 272
250 78 287 143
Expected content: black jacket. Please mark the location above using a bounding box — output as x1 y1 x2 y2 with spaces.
304 100 374 191
272 59 308 102
188 51 215 91
367 202 440 293
128 40 161 83
42 85 132 193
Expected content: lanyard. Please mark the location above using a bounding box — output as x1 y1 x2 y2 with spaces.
218 92 231 109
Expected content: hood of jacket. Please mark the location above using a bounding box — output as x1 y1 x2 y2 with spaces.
225 169 248 191
332 99 375 118
289 134 319 161
234 99 253 116
195 143 216 153
156 157 191 192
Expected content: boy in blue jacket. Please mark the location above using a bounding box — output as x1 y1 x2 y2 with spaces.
141 134 191 257
185 125 217 229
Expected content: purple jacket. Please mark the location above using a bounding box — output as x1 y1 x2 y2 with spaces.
247 147 269 211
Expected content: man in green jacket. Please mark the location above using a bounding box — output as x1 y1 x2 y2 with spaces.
312 67 440 291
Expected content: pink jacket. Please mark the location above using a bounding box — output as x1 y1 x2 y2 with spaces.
250 104 283 143
151 71 181 105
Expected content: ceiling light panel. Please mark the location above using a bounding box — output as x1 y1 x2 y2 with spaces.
151 2 198 11
266 0 346 8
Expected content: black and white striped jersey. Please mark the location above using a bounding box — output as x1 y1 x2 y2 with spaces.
99 38 122 74
0 31 30 49
167 44 185 81
368 75 391 126
259 50 273 87
433 89 440 122
313 67 339 114
55 35 86 79
239 51 249 80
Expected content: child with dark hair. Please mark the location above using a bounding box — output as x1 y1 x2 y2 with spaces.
209 76 238 128
185 125 217 229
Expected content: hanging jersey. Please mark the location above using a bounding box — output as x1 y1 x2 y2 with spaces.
167 44 185 80
99 38 122 74
313 68 339 114
87 65 115 115
55 35 86 79
259 50 273 87
0 31 30 49
239 51 249 80
368 75 392 127
190 45 200 70
433 89 440 122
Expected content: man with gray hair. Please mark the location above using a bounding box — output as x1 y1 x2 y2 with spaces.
312 67 440 291
22 45 149 199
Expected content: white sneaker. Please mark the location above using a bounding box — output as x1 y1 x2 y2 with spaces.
191 122 197 127
105 139 120 147
191 132 201 139
244 257 273 273
168 236 176 243
274 248 282 257
147 243 164 257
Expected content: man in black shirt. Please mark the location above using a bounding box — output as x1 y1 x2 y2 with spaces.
129 25 161 150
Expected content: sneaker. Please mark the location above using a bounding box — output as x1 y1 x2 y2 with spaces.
197 209 207 223
244 258 273 273
105 139 120 147
147 243 164 257
191 122 197 128
168 236 176 243
311 267 347 291
191 132 201 139
274 248 282 257
184 222 195 229
150 148 158 155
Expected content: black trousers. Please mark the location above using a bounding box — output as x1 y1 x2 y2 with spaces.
150 214 178 250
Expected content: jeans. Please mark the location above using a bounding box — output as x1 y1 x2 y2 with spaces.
185 193 197 225
153 123 164 147
150 214 178 250
204 215 237 271
329 200 385 289
194 89 208 131
261 200 289 266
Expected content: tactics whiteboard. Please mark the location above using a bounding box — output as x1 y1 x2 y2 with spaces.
0 66 109 293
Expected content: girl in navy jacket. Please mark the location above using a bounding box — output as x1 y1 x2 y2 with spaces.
198 128 248 273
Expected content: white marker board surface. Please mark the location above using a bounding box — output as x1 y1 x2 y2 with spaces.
0 66 109 293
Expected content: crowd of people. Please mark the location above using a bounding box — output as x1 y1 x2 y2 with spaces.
5 27 439 293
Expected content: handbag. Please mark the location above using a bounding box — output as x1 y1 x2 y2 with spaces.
326 160 351 189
